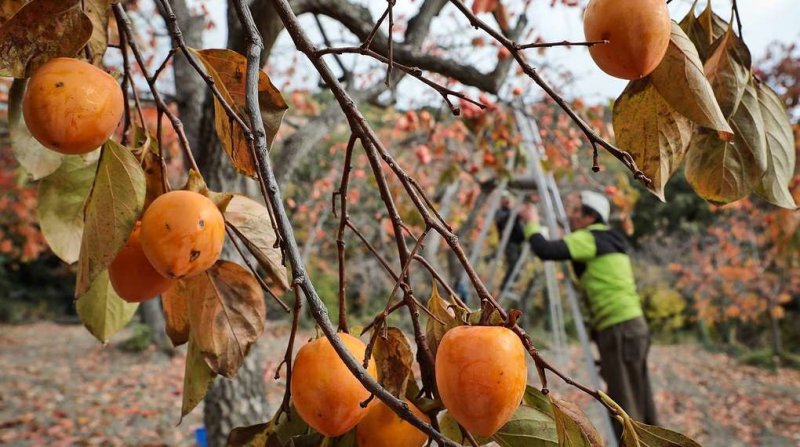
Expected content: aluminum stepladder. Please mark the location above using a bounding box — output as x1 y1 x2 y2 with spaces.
507 106 619 447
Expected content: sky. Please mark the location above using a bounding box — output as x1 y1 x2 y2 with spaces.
190 0 799 106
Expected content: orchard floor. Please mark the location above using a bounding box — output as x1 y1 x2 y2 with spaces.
1 322 799 447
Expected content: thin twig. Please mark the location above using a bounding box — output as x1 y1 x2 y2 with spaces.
517 39 608 50
315 46 485 114
335 135 359 333
274 284 303 421
113 4 200 173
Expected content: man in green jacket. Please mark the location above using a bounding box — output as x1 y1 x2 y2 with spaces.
519 190 658 435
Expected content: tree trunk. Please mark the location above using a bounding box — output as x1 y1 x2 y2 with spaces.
203 342 269 447
165 2 271 445
139 298 172 353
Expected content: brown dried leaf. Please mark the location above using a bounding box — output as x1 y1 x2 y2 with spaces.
186 260 266 377
224 194 289 291
0 0 93 78
613 78 693 200
0 1 28 26
162 283 190 347
678 0 726 62
188 48 288 177
373 327 414 398
425 282 461 358
650 22 732 140
75 140 146 297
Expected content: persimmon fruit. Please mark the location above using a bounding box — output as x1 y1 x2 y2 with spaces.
109 222 174 303
583 0 671 80
435 326 527 437
291 333 377 437
23 58 124 154
357 399 429 447
139 190 225 279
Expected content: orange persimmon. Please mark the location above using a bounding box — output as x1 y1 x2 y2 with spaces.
23 58 124 154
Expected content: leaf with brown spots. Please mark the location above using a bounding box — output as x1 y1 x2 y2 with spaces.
373 327 414 398
224 194 289 291
75 270 138 344
0 0 93 78
613 78 693 200
75 140 146 297
188 48 288 177
162 282 190 347
185 260 266 377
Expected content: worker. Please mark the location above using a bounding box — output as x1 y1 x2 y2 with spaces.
494 192 526 291
518 190 658 437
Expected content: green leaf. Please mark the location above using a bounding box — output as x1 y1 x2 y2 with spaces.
8 79 63 180
704 25 751 118
188 48 288 177
754 84 798 209
491 405 558 447
329 430 358 447
441 405 559 447
0 0 93 77
181 337 217 422
224 194 289 290
728 78 767 175
275 406 316 445
373 327 414 398
425 282 462 357
550 395 603 447
75 140 146 297
75 270 138 343
522 386 554 419
650 22 732 140
226 423 272 447
678 0 726 62
685 77 767 205
37 153 98 264
613 78 693 200
624 421 701 447
439 410 493 446
84 0 110 65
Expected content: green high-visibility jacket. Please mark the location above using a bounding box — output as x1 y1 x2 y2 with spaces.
523 222 643 331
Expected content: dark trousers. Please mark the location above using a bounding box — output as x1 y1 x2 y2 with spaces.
596 316 659 438
500 243 523 291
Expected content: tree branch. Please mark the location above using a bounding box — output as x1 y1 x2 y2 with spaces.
234 1 456 444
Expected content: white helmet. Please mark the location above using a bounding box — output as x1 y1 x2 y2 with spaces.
580 190 610 222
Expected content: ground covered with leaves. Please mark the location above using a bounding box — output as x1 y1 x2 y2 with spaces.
1 322 798 446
